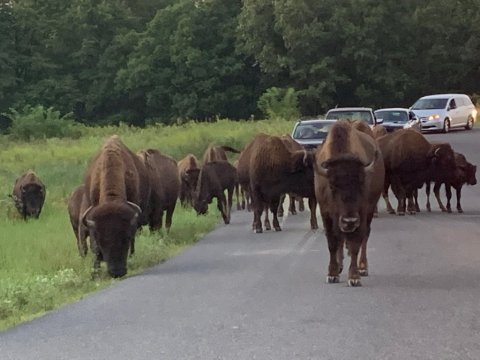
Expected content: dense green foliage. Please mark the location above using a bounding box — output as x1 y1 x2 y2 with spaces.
1 0 480 124
0 118 292 330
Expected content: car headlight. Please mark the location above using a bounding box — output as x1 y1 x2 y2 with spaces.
428 114 440 121
473 109 478 119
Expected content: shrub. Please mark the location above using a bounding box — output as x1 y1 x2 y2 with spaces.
257 87 300 121
6 105 83 141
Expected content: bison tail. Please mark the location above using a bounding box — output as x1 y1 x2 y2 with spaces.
220 146 240 154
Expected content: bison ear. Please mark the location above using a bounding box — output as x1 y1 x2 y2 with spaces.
317 160 330 177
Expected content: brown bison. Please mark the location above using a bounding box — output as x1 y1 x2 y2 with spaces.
377 130 456 215
372 125 388 139
314 121 384 286
137 149 180 232
11 170 46 219
425 152 477 213
202 144 240 164
189 161 237 224
81 135 151 278
68 184 90 257
178 154 200 207
249 134 317 233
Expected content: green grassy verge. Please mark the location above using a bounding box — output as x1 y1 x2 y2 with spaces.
0 118 292 331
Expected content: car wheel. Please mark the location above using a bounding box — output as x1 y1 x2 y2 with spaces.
465 116 474 130
443 119 450 133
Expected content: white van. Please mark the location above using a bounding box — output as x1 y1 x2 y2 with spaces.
410 93 477 133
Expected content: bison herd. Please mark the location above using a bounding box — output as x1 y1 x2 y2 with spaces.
10 120 477 285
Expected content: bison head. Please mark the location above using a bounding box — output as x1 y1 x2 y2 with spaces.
82 201 141 278
20 183 45 219
465 163 477 186
317 153 376 233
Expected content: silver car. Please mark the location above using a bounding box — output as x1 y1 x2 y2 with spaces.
374 108 422 133
410 93 477 133
291 119 337 149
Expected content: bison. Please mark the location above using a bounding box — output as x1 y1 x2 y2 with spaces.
425 152 477 213
190 161 237 225
67 184 90 257
249 134 317 233
202 144 240 164
314 120 384 286
372 125 388 139
11 170 46 219
377 130 456 215
137 149 180 232
81 135 150 278
178 154 201 207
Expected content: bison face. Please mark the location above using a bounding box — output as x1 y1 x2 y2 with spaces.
318 155 375 233
193 196 209 215
21 183 45 218
83 202 140 278
466 164 477 186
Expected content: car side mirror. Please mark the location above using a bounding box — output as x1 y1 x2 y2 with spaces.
376 118 383 125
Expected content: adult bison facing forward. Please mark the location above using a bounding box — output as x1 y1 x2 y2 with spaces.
314 120 384 286
81 135 150 278
12 170 46 219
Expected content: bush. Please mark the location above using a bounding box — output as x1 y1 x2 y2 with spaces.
6 105 83 141
257 87 300 121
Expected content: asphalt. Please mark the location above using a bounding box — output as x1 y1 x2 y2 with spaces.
1 128 480 360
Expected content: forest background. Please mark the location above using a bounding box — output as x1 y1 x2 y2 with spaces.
1 0 480 129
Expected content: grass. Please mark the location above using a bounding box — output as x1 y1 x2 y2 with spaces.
0 117 293 331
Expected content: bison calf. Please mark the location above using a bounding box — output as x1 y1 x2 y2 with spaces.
12 170 46 219
68 185 90 256
191 161 237 224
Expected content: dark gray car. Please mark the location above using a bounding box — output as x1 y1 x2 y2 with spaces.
374 108 422 132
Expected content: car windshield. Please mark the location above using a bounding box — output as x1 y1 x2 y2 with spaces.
326 111 373 124
411 98 448 110
293 122 333 140
375 110 408 123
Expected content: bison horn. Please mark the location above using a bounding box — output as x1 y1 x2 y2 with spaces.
434 147 441 156
127 201 142 215
364 150 378 172
80 206 94 228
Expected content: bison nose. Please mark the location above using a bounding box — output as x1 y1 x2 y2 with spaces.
339 216 360 233
108 267 127 278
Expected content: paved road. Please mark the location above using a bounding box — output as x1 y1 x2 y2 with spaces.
2 129 480 360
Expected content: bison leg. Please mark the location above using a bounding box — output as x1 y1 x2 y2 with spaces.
323 216 341 283
235 183 242 211
382 177 395 214
165 204 176 232
407 193 416 215
277 194 285 217
298 197 305 212
390 177 406 215
445 183 453 213
263 204 271 231
270 198 282 231
288 194 297 215
227 186 234 223
308 197 318 230
453 186 463 213
346 240 362 287
77 225 88 257
337 238 345 275
433 182 447 212
414 189 420 213
217 193 229 225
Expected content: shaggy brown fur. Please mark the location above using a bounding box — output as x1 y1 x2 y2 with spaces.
314 120 384 286
137 149 180 232
191 161 237 224
352 120 375 138
82 135 151 278
177 154 200 207
68 185 90 257
12 170 46 220
202 144 240 164
372 125 388 139
250 134 317 233
378 131 456 215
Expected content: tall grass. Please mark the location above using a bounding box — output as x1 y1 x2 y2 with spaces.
0 118 293 330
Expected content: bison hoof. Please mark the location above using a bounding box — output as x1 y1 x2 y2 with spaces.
358 269 369 277
458 208 464 213
447 208 452 214
407 211 416 215
440 208 447 212
311 224 319 230
254 228 263 234
397 211 405 216
274 226 282 232
348 278 362 287
290 210 297 215
387 209 396 214
326 275 340 284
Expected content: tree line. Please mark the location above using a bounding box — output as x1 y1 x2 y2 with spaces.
1 0 479 126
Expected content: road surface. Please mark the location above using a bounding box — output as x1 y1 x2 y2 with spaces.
1 128 480 360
